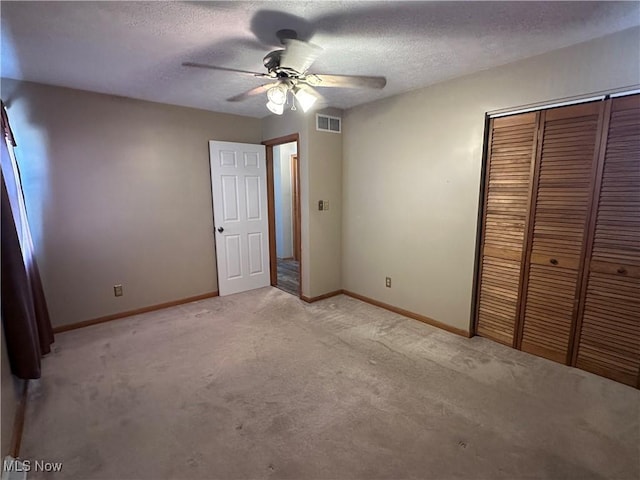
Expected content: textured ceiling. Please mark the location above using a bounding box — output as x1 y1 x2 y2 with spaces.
2 1 639 118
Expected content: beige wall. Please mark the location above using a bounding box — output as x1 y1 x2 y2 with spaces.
262 107 343 298
307 108 343 297
342 27 640 332
1 79 262 328
1 322 21 456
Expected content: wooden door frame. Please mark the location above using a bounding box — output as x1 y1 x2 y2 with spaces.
469 114 492 337
263 133 302 297
291 154 301 262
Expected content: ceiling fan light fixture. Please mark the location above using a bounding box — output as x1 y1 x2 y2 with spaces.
293 86 318 113
266 100 284 115
183 29 388 117
266 83 288 106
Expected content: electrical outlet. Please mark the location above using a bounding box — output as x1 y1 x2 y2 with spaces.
114 284 123 297
385 277 392 288
324 200 329 210
318 200 324 211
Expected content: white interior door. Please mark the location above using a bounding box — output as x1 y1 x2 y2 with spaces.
209 141 270 296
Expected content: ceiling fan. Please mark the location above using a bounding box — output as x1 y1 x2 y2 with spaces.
182 29 387 115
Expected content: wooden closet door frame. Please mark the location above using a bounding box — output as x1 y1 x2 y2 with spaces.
470 116 494 337
569 99 612 366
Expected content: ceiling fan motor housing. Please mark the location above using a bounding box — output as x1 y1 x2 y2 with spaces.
263 50 301 80
276 29 298 44
263 50 284 73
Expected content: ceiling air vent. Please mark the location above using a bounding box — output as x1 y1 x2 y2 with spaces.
316 114 341 133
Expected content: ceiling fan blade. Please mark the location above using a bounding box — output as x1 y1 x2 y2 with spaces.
280 39 323 74
304 74 387 89
182 62 269 77
227 84 275 102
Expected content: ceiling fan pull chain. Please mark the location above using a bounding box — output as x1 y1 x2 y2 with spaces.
289 89 296 111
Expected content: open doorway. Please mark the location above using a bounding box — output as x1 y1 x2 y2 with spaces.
264 134 301 297
273 141 299 295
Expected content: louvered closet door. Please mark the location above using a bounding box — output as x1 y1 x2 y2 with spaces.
476 113 537 345
519 102 604 363
574 95 640 386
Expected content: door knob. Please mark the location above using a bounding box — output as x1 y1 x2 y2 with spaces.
217 227 224 233
550 258 558 265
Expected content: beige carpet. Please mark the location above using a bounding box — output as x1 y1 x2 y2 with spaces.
21 288 639 479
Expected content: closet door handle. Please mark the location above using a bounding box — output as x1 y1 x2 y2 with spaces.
617 267 627 275
550 258 558 265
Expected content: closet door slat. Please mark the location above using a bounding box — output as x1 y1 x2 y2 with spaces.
519 102 603 363
476 113 537 345
575 95 640 386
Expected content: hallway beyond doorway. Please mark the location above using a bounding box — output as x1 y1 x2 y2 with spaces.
276 258 299 296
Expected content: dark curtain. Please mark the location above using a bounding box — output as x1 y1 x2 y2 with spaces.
1 100 53 379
